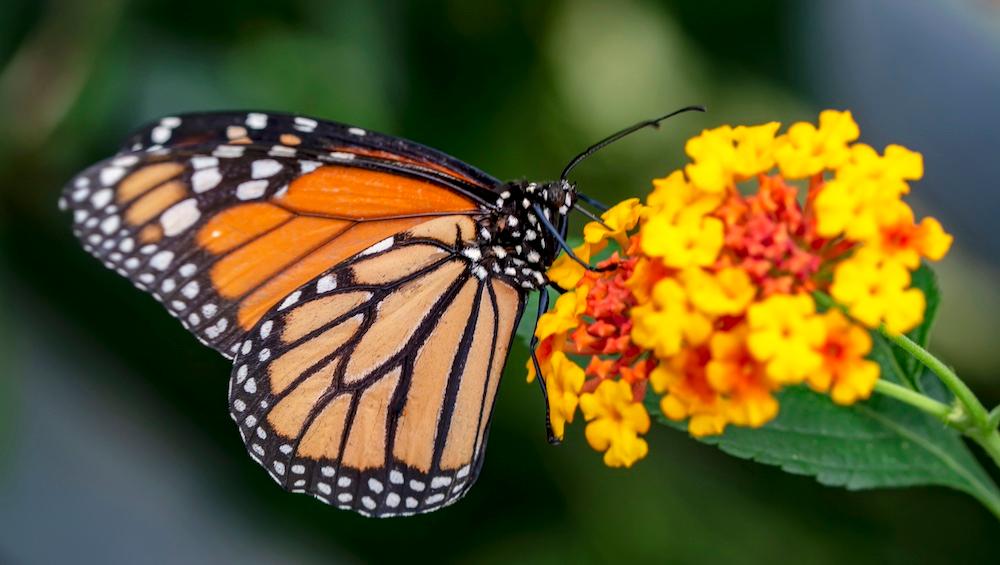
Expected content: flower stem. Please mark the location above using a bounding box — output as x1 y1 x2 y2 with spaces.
878 328 1000 474
873 380 952 421
879 329 991 426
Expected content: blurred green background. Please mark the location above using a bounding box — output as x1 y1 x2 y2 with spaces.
1 0 999 563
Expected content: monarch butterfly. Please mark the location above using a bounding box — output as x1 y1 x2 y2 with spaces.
60 107 702 517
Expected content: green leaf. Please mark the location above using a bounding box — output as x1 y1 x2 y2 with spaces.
895 263 941 387
650 387 1000 512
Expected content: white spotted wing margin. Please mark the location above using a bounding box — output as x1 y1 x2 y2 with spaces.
228 222 525 518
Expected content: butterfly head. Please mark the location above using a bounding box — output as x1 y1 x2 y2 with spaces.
477 179 576 290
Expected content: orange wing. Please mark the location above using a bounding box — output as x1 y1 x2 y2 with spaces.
62 116 493 357
229 215 524 517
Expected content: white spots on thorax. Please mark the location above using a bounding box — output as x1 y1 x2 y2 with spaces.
90 188 113 209
246 112 268 129
236 179 268 200
316 274 336 293
191 167 222 192
361 237 393 256
347 127 366 136
213 145 244 158
149 250 175 271
527 250 541 263
525 229 537 241
251 159 282 179
506 215 519 227
294 116 318 132
160 198 200 236
278 290 301 310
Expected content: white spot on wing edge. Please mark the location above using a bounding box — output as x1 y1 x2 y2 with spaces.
278 290 301 310
316 274 336 293
360 237 393 256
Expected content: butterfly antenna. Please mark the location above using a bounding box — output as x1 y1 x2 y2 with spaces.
533 204 611 272
559 104 706 181
575 192 611 213
572 205 612 230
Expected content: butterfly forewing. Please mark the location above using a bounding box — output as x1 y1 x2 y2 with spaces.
229 215 524 517
62 113 498 358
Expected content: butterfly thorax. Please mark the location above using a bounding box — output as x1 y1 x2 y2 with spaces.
473 179 575 290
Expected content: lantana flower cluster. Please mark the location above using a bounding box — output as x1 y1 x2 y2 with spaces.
528 110 953 468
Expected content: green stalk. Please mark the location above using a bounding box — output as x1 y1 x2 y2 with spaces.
878 328 1000 470
873 380 952 421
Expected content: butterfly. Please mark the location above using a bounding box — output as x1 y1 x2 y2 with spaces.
60 107 702 517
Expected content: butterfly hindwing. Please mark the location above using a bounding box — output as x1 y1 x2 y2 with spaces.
228 215 524 517
61 113 498 358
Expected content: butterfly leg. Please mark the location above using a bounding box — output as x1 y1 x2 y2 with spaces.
529 289 561 445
